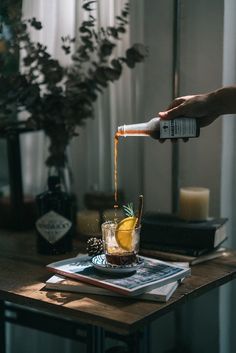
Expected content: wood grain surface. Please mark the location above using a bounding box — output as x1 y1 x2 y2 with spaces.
0 230 236 335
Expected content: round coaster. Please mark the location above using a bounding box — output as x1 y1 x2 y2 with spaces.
91 254 144 275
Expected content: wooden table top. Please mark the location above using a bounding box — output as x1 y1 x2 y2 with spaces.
0 230 236 335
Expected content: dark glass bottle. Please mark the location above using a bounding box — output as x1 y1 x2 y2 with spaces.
36 176 73 255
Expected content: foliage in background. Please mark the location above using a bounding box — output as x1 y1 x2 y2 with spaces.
0 0 147 166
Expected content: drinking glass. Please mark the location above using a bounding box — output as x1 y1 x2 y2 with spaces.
101 221 141 266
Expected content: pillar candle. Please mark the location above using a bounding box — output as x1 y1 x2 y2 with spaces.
178 187 210 221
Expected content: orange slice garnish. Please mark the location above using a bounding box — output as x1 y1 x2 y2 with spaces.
115 217 137 251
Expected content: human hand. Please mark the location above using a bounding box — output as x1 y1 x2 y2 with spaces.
159 94 218 128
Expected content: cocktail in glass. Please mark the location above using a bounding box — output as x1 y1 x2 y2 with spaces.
102 220 141 266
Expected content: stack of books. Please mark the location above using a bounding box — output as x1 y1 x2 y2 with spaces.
140 212 228 265
45 255 190 302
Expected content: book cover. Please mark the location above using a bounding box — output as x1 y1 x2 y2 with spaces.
141 241 227 257
45 274 182 302
46 255 191 296
140 247 227 266
141 213 228 249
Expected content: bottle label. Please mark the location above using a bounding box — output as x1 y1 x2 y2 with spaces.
36 210 72 244
160 118 197 138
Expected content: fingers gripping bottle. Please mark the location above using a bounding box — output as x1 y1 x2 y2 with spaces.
117 117 200 139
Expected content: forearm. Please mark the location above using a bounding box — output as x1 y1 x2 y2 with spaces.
208 86 236 115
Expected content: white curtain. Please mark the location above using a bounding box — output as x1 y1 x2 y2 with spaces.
20 0 144 207
8 1 144 352
20 0 77 197
72 0 133 203
71 0 144 209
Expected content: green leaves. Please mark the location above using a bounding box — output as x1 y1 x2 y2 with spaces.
0 0 147 167
100 39 116 57
41 59 64 85
28 18 42 30
123 203 135 217
125 43 148 68
82 1 96 11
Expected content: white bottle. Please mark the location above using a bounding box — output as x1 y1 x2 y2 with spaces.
117 117 200 139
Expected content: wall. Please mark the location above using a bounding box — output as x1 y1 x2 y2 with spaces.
142 0 224 352
220 0 236 352
143 0 223 217
179 0 223 218
143 0 173 213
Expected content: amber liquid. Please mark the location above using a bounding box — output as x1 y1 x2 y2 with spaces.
106 252 137 266
114 130 151 205
112 130 146 266
114 133 119 206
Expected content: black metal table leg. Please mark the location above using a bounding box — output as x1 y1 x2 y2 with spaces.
2 302 151 353
126 326 150 353
87 326 105 353
0 301 6 353
106 325 151 353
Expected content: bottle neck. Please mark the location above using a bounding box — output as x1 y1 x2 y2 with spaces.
48 176 61 192
118 118 160 137
47 165 73 194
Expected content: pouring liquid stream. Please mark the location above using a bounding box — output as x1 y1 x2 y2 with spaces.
114 129 148 208
114 132 119 208
111 131 144 266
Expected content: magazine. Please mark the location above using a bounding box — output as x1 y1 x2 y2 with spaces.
47 256 191 296
45 274 181 302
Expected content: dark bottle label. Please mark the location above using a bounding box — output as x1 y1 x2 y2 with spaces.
36 210 72 244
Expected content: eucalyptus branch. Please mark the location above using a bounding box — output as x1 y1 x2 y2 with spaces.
0 0 147 167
